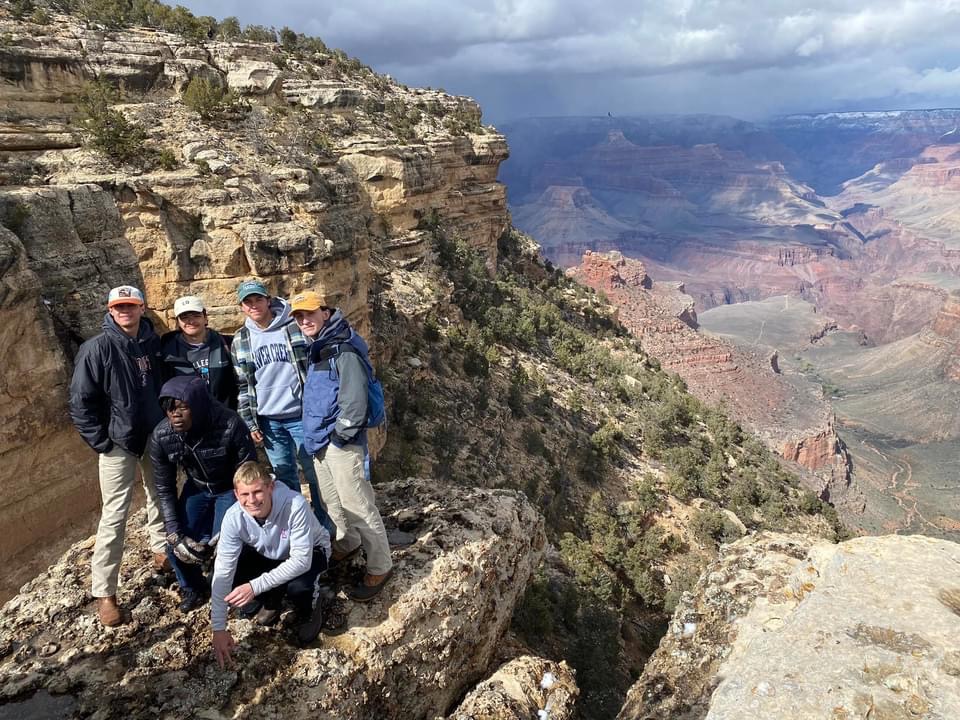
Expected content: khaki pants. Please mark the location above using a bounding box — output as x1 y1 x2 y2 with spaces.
313 443 393 576
91 446 166 598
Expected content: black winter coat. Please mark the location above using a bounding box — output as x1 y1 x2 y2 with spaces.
160 329 238 410
69 315 165 456
150 376 256 536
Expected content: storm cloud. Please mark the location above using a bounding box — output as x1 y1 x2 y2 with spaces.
178 0 960 123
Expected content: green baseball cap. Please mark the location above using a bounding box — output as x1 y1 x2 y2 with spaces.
237 279 269 302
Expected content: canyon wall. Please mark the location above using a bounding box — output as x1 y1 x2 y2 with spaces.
0 10 508 599
569 251 862 514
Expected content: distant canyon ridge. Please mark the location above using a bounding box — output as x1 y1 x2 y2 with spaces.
503 111 960 537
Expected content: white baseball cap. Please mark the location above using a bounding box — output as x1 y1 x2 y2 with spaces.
174 295 205 316
107 285 145 307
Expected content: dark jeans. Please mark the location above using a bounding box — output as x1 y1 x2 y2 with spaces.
166 482 236 594
234 545 328 616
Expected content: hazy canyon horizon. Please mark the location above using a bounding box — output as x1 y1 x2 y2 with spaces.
503 108 960 539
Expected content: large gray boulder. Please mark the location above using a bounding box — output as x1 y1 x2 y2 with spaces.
619 532 960 720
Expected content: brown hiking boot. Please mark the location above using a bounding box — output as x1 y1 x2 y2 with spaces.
97 596 123 627
153 552 172 574
347 569 393 602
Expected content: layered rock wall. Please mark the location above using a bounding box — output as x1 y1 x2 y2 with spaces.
0 11 509 600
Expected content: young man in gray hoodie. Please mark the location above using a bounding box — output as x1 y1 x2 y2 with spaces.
211 461 331 664
229 279 328 530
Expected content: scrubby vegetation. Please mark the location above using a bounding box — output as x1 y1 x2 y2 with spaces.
370 223 844 719
75 80 150 165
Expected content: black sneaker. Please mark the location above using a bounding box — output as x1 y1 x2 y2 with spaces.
237 601 262 619
296 601 325 646
178 589 206 613
255 606 281 626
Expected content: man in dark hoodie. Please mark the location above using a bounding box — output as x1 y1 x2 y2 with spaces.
161 295 238 409
69 285 169 627
294 291 393 602
151 376 256 611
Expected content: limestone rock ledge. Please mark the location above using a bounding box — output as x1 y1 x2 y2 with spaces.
447 656 578 720
617 532 960 720
0 479 548 720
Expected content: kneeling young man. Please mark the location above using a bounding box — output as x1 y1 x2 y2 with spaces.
211 461 331 667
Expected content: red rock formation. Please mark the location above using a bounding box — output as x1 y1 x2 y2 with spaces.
570 251 862 512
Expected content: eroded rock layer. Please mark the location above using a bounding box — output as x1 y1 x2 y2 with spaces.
569 251 861 514
619 532 960 720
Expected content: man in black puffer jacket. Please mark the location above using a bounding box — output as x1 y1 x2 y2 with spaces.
151 376 256 611
69 285 169 628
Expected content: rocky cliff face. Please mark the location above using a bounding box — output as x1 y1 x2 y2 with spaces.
0 8 507 600
618 532 960 719
568 251 862 516
0 479 572 720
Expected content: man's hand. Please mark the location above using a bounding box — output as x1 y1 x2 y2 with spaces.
168 534 211 565
224 582 255 608
212 630 235 669
250 430 264 446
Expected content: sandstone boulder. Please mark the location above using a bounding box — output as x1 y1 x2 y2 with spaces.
447 656 578 720
618 532 960 720
0 479 546 720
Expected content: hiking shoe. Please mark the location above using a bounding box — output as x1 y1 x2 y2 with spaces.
329 545 362 567
97 596 124 627
178 589 207 613
153 552 172 574
255 606 281 626
237 601 262 619
347 569 393 602
296 601 325 646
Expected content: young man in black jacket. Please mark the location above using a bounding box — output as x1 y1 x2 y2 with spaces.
151 376 257 611
161 295 238 409
69 285 169 627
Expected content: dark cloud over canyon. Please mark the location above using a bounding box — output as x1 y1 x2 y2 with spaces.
178 0 960 123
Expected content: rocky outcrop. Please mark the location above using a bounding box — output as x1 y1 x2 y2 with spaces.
0 11 509 601
618 532 960 720
569 251 861 513
447 656 578 720
0 479 548 719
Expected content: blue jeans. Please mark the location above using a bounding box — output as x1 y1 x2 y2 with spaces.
166 481 236 594
260 415 333 532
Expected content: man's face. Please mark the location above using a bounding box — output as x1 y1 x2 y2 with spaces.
293 307 331 337
235 478 274 519
108 302 144 334
240 294 271 326
165 399 193 433
177 311 207 340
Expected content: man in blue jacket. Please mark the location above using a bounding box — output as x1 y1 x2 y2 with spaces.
69 285 169 627
293 291 393 602
151 376 256 612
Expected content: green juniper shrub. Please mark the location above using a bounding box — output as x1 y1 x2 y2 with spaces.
217 16 241 39
76 80 150 165
156 147 178 170
11 0 35 21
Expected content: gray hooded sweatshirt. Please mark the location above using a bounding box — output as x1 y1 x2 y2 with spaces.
245 298 302 419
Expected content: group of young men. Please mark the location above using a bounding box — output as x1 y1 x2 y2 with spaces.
68 280 393 660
